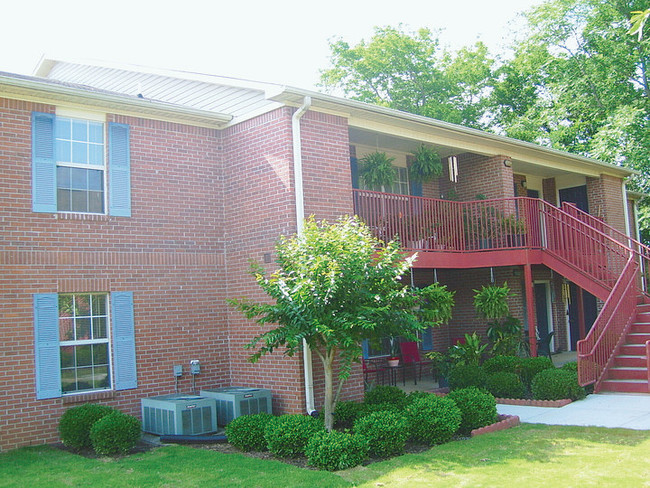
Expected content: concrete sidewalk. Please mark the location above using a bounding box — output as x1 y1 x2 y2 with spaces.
497 393 650 430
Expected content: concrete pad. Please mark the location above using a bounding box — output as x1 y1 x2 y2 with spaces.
496 394 650 430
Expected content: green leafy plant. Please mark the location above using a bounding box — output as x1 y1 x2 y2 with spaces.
473 283 511 320
89 412 141 456
264 414 325 458
225 413 274 452
417 283 455 326
483 355 522 374
331 401 366 429
364 385 407 408
305 430 368 471
485 371 526 399
519 356 555 389
358 151 397 189
448 363 487 390
531 369 586 401
487 315 526 356
409 144 442 182
447 387 497 435
424 350 452 381
58 403 116 451
354 410 410 457
448 332 487 366
406 395 461 445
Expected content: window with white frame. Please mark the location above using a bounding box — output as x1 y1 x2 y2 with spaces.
359 164 410 195
55 117 105 213
58 293 111 394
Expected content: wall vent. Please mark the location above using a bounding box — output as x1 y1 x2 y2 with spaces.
141 394 217 435
200 387 272 426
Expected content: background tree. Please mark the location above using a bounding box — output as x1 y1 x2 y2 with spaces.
230 216 454 431
320 26 496 128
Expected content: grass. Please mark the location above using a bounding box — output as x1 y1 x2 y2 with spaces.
1 425 650 487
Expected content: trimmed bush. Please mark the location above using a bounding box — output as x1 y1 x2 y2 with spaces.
264 414 324 458
447 387 497 435
89 412 141 456
364 385 407 408
225 413 274 452
561 361 578 373
519 357 554 388
362 402 401 416
332 401 366 429
305 431 368 471
406 390 433 404
485 371 526 399
406 395 461 445
448 364 487 390
59 403 116 451
354 410 410 457
531 368 586 401
483 355 521 374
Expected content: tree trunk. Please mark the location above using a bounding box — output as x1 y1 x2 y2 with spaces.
322 350 335 432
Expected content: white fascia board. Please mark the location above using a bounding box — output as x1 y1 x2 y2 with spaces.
0 74 232 128
268 86 635 179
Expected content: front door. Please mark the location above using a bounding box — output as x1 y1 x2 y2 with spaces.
534 282 552 351
559 185 589 212
568 284 598 350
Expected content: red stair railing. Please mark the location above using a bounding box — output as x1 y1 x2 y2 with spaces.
576 256 639 388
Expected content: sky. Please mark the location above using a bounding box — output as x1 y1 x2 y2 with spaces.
3 0 543 90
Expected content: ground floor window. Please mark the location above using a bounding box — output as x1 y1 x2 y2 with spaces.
59 294 111 393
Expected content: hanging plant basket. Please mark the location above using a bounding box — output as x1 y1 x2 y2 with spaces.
409 144 442 183
359 151 397 189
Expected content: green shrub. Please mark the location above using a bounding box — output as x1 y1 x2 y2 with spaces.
354 410 410 457
406 395 461 445
485 371 526 399
58 403 116 451
225 413 274 451
483 355 522 374
362 402 401 416
89 412 141 456
332 401 366 429
447 387 497 435
406 390 433 404
531 368 586 401
364 385 407 408
264 414 324 458
561 361 578 373
305 431 368 471
519 357 554 388
448 364 487 390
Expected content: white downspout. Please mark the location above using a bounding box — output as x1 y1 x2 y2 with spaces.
622 181 632 240
291 96 316 416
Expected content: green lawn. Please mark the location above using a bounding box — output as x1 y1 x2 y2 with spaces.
1 425 649 487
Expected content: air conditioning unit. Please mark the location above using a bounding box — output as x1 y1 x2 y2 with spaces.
141 394 217 435
200 387 272 426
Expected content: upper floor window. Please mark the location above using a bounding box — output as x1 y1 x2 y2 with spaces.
32 112 131 217
55 118 106 213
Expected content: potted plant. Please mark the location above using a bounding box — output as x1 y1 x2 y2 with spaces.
358 151 396 190
409 144 442 183
501 215 527 247
387 336 400 366
425 350 451 386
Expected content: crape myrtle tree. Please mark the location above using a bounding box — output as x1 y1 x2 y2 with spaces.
230 216 454 431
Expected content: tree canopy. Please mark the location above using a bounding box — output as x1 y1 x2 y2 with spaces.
230 216 454 431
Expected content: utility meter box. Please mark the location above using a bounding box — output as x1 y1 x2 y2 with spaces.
141 394 217 435
200 387 272 426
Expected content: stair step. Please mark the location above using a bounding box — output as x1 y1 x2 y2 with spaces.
613 355 647 368
607 367 648 380
626 333 650 344
635 311 650 323
621 344 648 354
600 379 650 393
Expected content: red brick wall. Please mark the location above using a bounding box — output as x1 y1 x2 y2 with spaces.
587 175 627 233
454 154 514 201
0 98 229 450
543 178 557 206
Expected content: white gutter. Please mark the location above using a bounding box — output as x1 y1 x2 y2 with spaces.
292 96 316 416
622 181 632 239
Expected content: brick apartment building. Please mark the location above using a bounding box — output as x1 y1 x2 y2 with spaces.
0 59 644 451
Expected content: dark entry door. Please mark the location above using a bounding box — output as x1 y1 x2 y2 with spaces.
559 185 589 212
534 283 551 343
568 284 598 350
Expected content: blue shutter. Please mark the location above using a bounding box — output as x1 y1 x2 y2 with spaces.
32 112 57 213
350 157 359 189
111 291 137 390
362 339 370 359
34 294 61 399
421 328 433 351
108 123 131 217
410 180 423 197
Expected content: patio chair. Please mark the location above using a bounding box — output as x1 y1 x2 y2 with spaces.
537 331 555 363
399 341 432 385
362 358 385 386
